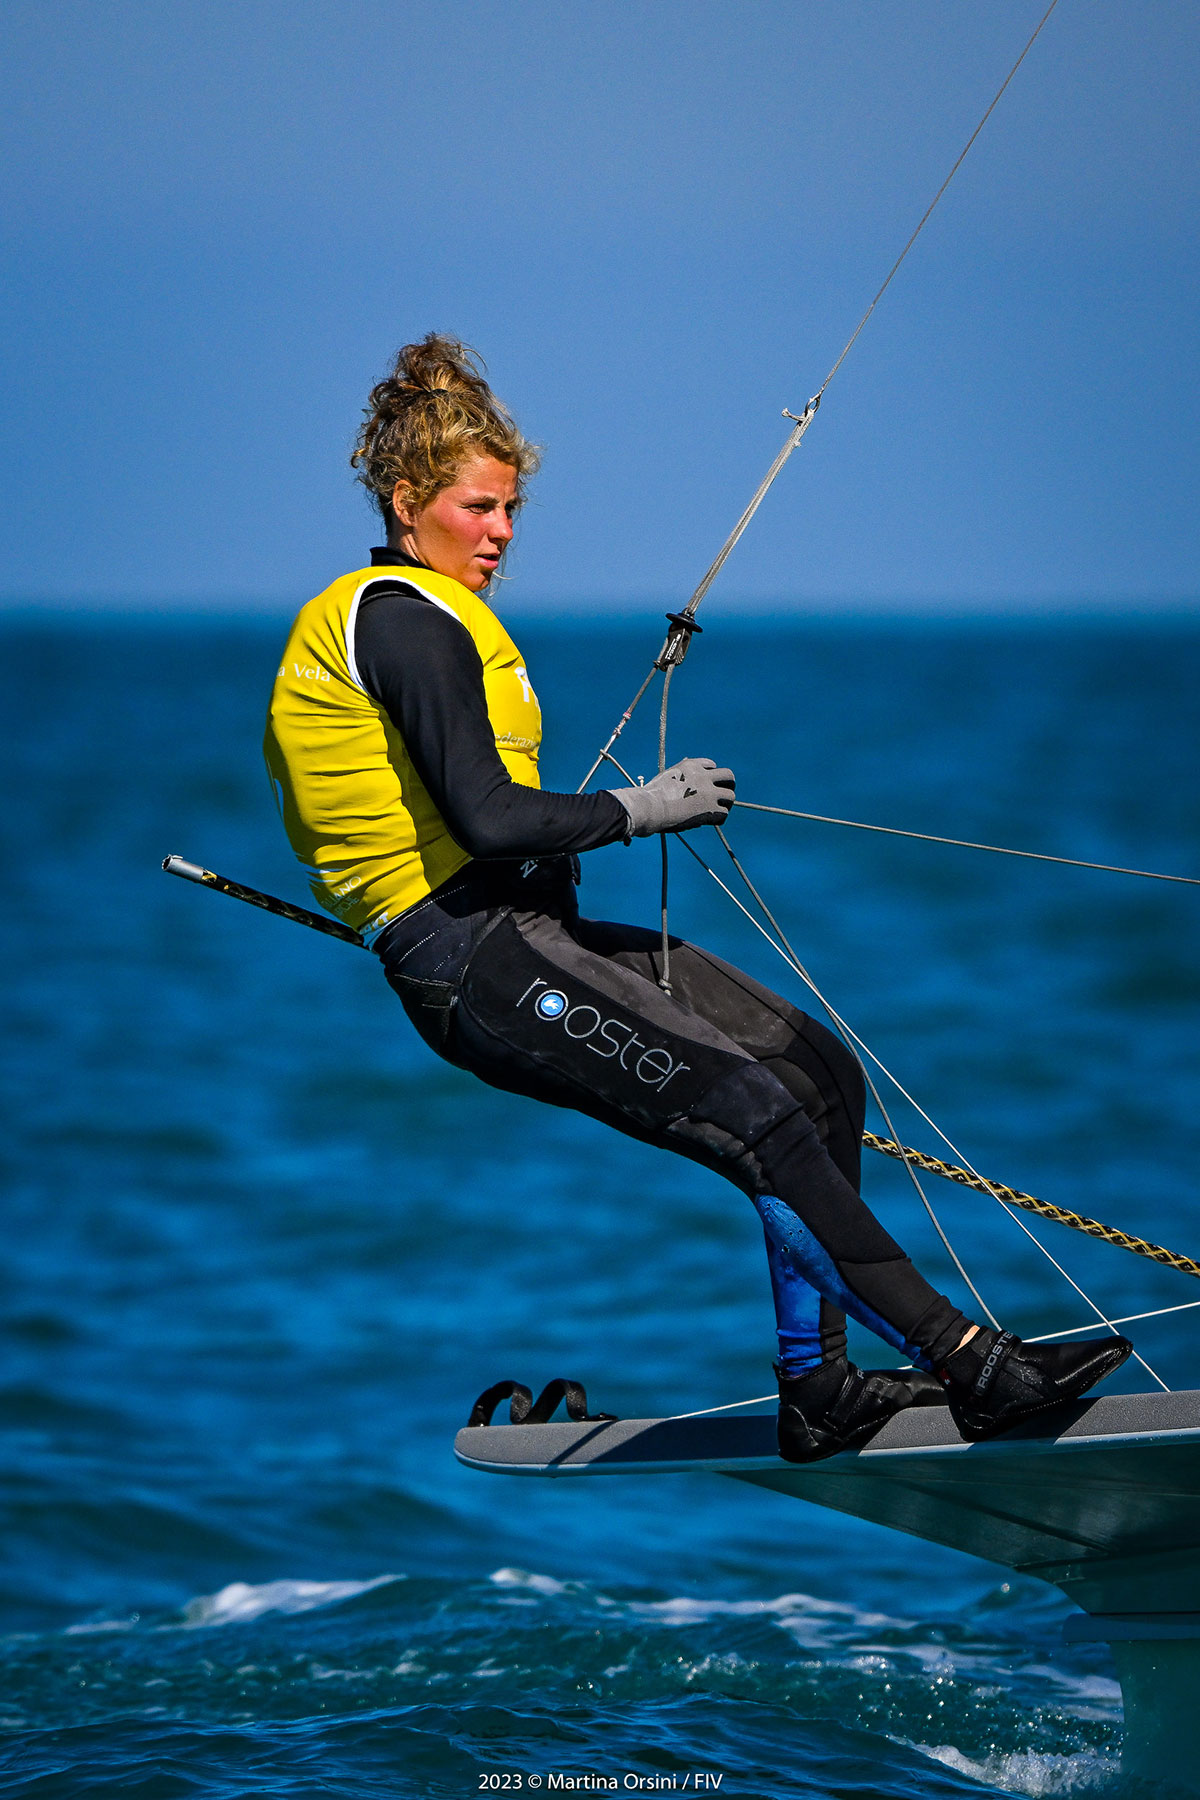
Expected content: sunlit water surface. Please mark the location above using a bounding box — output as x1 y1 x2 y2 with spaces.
1 614 1198 1798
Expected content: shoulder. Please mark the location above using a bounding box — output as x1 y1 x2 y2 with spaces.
356 581 472 644
353 583 484 701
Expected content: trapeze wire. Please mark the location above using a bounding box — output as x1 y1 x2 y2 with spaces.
565 0 1182 1410
672 827 1171 1392
712 827 999 1326
606 740 1037 1337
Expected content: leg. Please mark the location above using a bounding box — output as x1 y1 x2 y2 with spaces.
558 915 1133 1449
381 887 1131 1451
574 922 876 1375
448 905 970 1371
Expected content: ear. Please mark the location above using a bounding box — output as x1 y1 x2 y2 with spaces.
391 481 418 528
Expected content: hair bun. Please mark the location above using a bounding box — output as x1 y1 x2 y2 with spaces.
394 335 490 404
351 332 540 523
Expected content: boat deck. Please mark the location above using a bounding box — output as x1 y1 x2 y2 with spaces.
456 1390 1200 1609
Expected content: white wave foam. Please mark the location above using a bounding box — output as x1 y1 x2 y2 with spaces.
64 1618 140 1636
921 1743 1118 1795
488 1572 907 1645
629 1590 898 1635
182 1573 401 1628
489 1568 570 1596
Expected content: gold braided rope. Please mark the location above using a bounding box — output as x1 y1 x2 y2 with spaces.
862 1131 1200 1280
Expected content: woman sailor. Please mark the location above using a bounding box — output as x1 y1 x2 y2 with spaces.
264 333 1130 1461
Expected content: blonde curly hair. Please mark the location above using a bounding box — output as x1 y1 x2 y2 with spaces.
351 333 540 523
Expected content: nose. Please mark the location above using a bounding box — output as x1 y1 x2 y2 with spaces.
489 506 514 544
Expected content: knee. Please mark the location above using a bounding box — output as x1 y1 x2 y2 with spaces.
690 1059 824 1184
799 1019 866 1134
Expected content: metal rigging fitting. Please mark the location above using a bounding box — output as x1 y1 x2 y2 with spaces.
654 611 703 673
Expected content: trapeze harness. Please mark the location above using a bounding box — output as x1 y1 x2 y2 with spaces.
264 551 970 1377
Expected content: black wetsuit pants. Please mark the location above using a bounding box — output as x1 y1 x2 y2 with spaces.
376 858 969 1375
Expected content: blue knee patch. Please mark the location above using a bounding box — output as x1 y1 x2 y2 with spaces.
752 1193 927 1366
756 1212 824 1377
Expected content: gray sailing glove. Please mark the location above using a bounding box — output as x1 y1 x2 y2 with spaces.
609 757 736 838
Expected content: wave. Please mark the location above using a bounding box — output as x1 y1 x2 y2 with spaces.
0 1562 1123 1798
180 1572 404 1628
921 1742 1121 1795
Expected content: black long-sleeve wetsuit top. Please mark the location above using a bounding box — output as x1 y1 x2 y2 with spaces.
354 550 629 862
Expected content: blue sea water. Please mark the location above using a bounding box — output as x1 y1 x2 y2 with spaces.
1 611 1199 1798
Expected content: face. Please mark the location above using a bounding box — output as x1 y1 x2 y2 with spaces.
391 453 521 592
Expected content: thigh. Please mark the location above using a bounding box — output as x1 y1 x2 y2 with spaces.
451 907 754 1138
574 916 865 1170
574 916 820 1058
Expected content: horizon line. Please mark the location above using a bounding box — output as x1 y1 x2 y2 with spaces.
1 592 1198 620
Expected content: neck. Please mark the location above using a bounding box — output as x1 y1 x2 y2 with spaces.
384 539 428 570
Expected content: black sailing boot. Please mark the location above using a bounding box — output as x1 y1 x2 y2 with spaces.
938 1328 1133 1443
775 1358 942 1465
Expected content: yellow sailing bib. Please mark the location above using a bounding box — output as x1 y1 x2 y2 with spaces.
263 565 541 943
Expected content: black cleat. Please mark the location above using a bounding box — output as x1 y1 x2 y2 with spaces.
776 1358 930 1464
938 1329 1133 1442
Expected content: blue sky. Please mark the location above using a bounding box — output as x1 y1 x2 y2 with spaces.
2 1 1197 611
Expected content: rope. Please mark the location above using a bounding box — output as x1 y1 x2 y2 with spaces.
676 403 820 625
576 666 660 797
711 826 998 1324
677 825 997 1314
670 825 1171 1389
575 406 820 791
573 4 1190 1389
601 757 1195 1318
668 1300 1200 1421
669 0 1065 641
579 2 1064 786
657 665 676 994
813 0 1062 404
1027 1300 1200 1343
733 801 1200 889
862 1132 1200 1279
